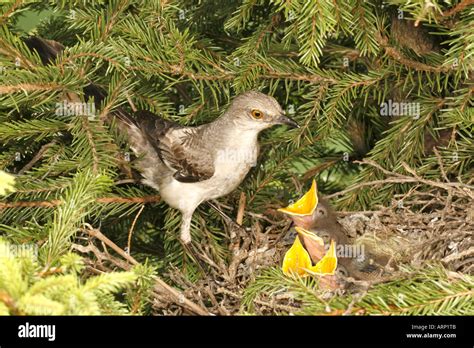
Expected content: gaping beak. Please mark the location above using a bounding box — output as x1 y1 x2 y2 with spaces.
277 113 299 128
281 227 338 277
278 179 318 217
305 239 338 276
295 226 326 262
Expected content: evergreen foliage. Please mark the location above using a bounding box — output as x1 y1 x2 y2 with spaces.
0 238 138 315
243 265 474 315
0 0 472 315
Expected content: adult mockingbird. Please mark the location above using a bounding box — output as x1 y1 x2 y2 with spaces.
23 37 298 244
118 92 298 243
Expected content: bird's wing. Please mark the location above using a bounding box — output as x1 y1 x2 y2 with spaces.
134 110 215 183
22 37 215 183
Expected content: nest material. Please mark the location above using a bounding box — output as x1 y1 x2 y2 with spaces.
148 187 473 315
75 161 474 315
339 196 474 274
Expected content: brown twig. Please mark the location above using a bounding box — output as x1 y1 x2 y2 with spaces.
126 94 138 112
216 287 297 313
326 159 474 200
81 224 210 315
0 290 22 315
376 33 448 73
0 0 21 25
96 195 161 204
127 204 145 254
72 242 131 270
0 195 161 209
236 192 246 226
0 200 61 208
18 141 56 175
433 148 449 182
442 0 474 18
0 83 62 94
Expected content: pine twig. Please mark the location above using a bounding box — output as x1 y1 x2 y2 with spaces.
326 159 474 200
82 224 210 316
236 192 246 226
442 0 474 18
127 204 145 254
18 141 56 175
376 33 448 72
0 195 161 209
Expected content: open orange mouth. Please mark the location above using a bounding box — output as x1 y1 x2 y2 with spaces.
295 226 324 247
278 179 318 217
305 239 337 276
282 226 338 277
281 235 311 277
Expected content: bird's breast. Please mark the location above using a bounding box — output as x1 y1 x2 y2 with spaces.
209 143 258 194
159 135 259 211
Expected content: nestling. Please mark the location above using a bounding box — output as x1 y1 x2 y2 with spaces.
279 180 390 280
305 200 390 281
119 91 298 243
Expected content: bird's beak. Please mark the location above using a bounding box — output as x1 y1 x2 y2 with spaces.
277 179 319 228
281 227 338 277
278 179 318 217
276 113 299 128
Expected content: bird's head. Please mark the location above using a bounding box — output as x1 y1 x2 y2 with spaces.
278 179 320 228
278 180 339 231
227 91 299 131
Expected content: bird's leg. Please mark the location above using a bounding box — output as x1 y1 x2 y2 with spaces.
180 211 193 244
207 201 243 239
178 210 209 274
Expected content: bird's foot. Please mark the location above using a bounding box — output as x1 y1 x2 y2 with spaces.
180 231 192 245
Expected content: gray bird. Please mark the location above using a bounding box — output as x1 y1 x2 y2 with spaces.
21 38 299 243
118 91 298 243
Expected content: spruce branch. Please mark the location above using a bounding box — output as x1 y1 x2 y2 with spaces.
0 82 63 94
0 194 161 209
81 224 210 315
42 170 112 266
441 0 474 18
0 0 22 25
1 0 472 316
0 239 137 315
327 159 474 200
377 33 449 73
243 265 474 315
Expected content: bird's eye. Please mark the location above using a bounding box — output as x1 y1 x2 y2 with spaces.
251 109 263 119
337 266 349 277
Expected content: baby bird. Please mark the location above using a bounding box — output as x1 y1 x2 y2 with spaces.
279 180 390 281
312 199 391 280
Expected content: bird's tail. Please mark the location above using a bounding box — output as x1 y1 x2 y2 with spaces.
23 36 135 127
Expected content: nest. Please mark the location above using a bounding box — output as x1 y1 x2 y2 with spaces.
74 161 474 315
158 192 472 314
339 196 474 274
